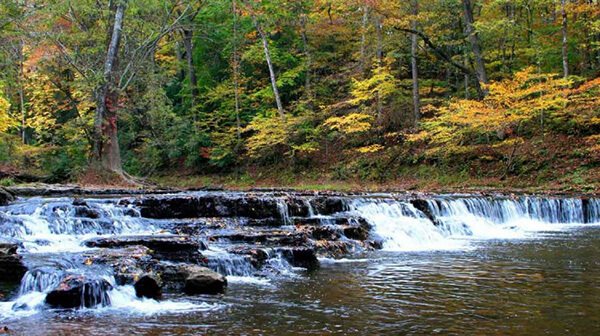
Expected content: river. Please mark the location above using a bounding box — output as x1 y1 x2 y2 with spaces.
0 192 599 334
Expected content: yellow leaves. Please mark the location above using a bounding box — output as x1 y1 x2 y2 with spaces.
491 137 525 149
0 90 14 133
244 113 291 159
324 113 373 135
412 68 577 160
356 144 385 153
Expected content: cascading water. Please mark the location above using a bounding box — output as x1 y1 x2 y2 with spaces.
349 195 600 251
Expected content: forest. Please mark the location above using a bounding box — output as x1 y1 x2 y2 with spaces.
1 0 600 191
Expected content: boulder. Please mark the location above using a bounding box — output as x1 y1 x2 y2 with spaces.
134 274 162 300
181 265 226 295
0 243 27 282
45 275 112 309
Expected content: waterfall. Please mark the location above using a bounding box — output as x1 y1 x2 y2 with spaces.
349 195 600 251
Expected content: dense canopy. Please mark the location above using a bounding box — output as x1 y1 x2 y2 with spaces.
1 0 599 189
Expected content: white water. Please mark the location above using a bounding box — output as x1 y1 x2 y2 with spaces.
349 196 600 252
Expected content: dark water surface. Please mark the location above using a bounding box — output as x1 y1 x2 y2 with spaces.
6 226 600 335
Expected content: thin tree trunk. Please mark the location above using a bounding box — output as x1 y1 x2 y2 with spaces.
182 29 198 113
376 15 383 124
93 0 126 174
561 0 569 78
233 0 241 138
360 5 369 77
250 13 285 121
462 0 488 95
464 51 470 99
18 39 26 144
301 13 312 111
410 0 420 126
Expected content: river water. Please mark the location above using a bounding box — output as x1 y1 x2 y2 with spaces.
1 193 600 334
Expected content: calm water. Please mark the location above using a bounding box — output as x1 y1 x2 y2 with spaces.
5 226 600 335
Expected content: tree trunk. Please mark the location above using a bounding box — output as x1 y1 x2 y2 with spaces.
233 0 241 138
376 15 383 124
300 13 312 111
462 0 488 95
250 13 285 121
93 0 126 174
464 51 470 99
410 0 420 126
17 38 26 144
360 5 369 77
182 28 198 112
561 0 569 78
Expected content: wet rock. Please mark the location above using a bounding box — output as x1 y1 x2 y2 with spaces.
135 195 283 220
278 247 319 270
0 188 14 206
310 197 346 215
286 197 311 217
228 246 270 268
84 235 205 263
410 199 436 222
83 246 154 285
209 232 309 247
342 225 369 241
302 226 340 240
0 243 27 282
134 274 162 299
72 198 87 206
181 265 227 295
74 206 100 219
45 275 112 309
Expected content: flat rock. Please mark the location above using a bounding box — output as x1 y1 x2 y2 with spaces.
209 232 309 246
84 235 205 263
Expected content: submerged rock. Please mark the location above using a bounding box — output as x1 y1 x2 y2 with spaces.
0 243 27 283
134 274 162 300
45 276 112 309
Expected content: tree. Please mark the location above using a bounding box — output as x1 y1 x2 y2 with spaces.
240 0 285 121
462 0 488 95
410 0 420 125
